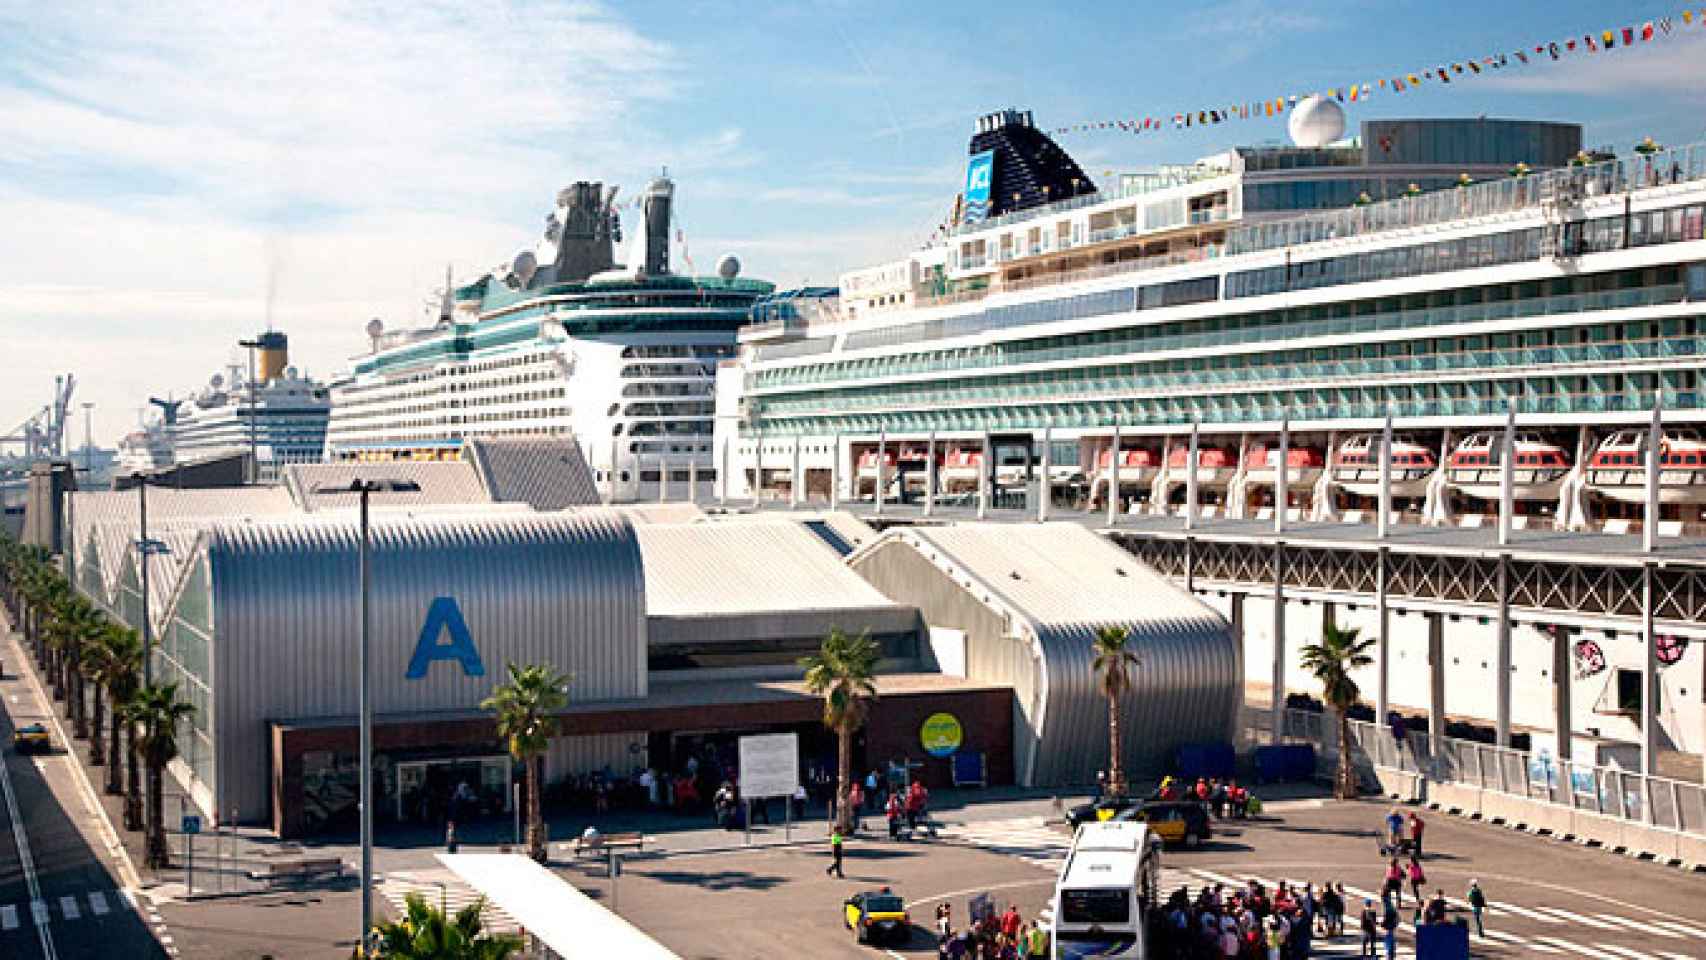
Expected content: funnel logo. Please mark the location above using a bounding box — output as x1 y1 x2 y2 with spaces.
962 150 994 225
406 596 486 679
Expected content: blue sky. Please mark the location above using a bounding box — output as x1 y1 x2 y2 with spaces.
2 0 1703 443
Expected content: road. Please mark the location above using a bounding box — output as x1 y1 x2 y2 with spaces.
0 629 166 960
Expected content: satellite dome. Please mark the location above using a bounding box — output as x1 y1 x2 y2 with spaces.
1288 95 1345 148
512 250 538 287
210 373 225 389
285 365 299 380
716 254 741 280
365 317 385 339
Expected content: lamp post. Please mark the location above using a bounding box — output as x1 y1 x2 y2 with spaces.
135 478 172 686
312 477 421 952
81 402 94 475
237 338 262 484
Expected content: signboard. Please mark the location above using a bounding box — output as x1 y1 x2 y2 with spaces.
738 733 799 799
961 149 995 225
921 712 963 757
181 814 202 835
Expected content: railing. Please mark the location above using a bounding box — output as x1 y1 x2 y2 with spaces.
1275 708 1706 838
948 165 1234 239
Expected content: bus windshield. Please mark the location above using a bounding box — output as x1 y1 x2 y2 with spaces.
1060 888 1130 925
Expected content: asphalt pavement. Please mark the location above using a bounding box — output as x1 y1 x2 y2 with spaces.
0 633 166 960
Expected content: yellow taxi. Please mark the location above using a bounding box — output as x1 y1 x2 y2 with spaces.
843 888 910 946
1118 800 1213 848
12 723 52 755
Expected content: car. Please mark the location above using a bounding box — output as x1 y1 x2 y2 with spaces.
1113 800 1213 848
1064 795 1142 829
12 723 51 755
843 889 910 945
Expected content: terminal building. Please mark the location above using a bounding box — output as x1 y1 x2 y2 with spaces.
36 439 1237 837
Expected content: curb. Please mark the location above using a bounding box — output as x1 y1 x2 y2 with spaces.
1423 798 1700 876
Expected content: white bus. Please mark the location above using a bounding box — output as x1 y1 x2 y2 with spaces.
1051 821 1161 959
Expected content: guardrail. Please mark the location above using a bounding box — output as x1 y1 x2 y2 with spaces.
1267 707 1706 838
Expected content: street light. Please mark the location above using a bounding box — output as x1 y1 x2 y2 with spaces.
135 477 172 686
81 402 94 475
237 338 262 484
311 477 421 951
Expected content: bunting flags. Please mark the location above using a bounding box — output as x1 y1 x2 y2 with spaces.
1050 8 1706 139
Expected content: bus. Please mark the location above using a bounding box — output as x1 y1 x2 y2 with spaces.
1051 820 1161 959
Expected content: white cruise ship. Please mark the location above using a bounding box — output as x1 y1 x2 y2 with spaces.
720 103 1706 534
322 174 772 502
164 331 331 470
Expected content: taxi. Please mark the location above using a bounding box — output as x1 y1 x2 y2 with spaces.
1116 800 1212 848
12 722 52 755
843 888 910 945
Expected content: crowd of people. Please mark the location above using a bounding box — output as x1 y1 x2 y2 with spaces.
1148 775 1261 818
934 901 1050 959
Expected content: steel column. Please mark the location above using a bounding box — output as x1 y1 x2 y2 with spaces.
875 428 886 516
1428 612 1446 775
1271 542 1286 745
977 432 990 520
1645 400 1662 554
791 437 802 509
1378 411 1393 539
1107 423 1121 527
924 431 936 517
1038 426 1052 522
1642 563 1658 780
719 437 729 507
1553 625 1572 765
1185 420 1199 530
688 458 698 505
1496 554 1512 747
1274 416 1289 535
830 433 842 512
753 432 764 508
1376 547 1390 727
1499 403 1515 547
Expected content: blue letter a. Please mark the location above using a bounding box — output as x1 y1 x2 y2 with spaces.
407 597 485 679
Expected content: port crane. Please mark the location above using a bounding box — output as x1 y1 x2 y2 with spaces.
1 374 77 459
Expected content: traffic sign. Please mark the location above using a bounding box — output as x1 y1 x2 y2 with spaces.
181 814 202 835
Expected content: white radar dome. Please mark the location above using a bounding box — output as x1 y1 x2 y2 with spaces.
210 373 224 389
365 317 385 339
716 254 741 279
512 250 538 287
1287 95 1345 148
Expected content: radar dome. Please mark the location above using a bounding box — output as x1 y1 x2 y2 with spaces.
512 250 538 287
210 373 225 389
716 254 741 280
285 365 299 380
365 317 385 339
1288 95 1345 148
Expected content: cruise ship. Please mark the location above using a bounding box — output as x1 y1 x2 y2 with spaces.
720 103 1706 534
322 174 772 501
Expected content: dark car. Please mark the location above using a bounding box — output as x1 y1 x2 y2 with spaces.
1114 800 1213 848
843 890 910 946
12 722 51 755
1064 795 1143 829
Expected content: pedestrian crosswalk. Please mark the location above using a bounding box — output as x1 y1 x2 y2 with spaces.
0 889 127 932
378 869 519 934
941 817 1706 960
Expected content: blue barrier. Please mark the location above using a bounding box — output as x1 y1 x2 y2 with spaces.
1175 742 1236 781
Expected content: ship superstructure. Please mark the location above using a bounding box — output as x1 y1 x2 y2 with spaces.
721 103 1706 533
323 175 771 502
167 332 331 470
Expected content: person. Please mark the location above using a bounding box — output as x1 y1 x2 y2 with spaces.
1095 770 1107 799
906 780 930 829
1405 858 1426 907
793 783 808 820
1194 778 1210 803
936 903 952 941
886 791 903 839
1382 858 1403 909
1358 900 1377 958
825 827 844 878
1423 890 1447 926
445 819 458 854
1383 807 1405 849
1466 879 1487 938
1210 779 1227 819
848 781 864 831
1380 901 1399 960
1319 881 1342 938
1025 920 1048 959
865 770 880 811
1407 811 1425 858
1220 917 1240 959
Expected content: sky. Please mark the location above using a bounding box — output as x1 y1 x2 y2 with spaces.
2 0 1704 446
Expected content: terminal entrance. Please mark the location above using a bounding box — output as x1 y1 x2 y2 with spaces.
395 755 513 824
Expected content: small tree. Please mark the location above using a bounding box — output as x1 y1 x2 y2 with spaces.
97 626 145 798
1299 622 1377 800
369 892 522 960
800 628 880 833
1091 626 1141 797
129 682 196 867
481 663 570 863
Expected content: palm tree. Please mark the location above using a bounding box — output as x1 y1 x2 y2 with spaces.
116 695 145 830
1091 626 1141 797
800 628 879 834
480 663 570 863
1299 621 1377 800
369 892 522 959
129 683 196 867
96 626 145 797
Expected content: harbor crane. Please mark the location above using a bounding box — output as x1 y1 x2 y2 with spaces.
0 374 77 459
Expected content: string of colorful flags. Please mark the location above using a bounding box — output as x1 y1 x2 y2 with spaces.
1052 9 1706 137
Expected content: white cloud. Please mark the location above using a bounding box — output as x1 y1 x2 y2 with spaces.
1474 34 1706 97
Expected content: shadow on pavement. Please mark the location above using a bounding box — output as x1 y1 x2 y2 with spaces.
628 869 790 891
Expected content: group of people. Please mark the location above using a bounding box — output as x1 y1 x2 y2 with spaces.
934 902 1049 960
1149 775 1260 819
1153 877 1336 959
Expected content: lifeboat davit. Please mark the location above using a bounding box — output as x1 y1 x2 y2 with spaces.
939 447 984 493
1445 432 1571 501
1585 429 1706 504
1331 434 1437 498
1090 448 1160 505
1244 443 1326 487
1166 443 1238 488
854 449 896 495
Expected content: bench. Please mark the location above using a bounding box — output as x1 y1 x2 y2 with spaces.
571 832 646 858
247 857 345 887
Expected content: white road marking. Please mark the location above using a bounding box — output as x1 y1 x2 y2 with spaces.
30 899 49 926
1652 920 1706 939
1526 944 1569 955
0 904 17 930
2 742 57 960
1532 906 1621 930
1484 901 1568 924
88 891 108 916
59 895 78 921
1597 945 1665 960
1531 937 1620 959
1596 913 1679 937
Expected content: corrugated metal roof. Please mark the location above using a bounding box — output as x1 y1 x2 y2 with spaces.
695 511 879 557
850 522 1238 787
634 522 899 617
464 436 600 510
286 461 490 512
612 503 706 525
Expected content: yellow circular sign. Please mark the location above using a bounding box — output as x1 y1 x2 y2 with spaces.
920 713 963 757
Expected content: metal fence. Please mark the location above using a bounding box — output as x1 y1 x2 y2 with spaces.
1268 707 1706 838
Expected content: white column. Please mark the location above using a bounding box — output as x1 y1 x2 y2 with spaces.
1376 547 1390 725
1107 423 1121 527
1553 625 1572 764
1428 612 1446 765
1496 554 1512 747
1644 400 1662 553
1271 542 1287 745
752 432 763 508
875 428 887 516
719 438 730 506
1185 420 1200 530
924 431 937 517
1498 403 1516 546
609 437 620 504
977 432 990 520
1038 426 1052 522
1378 411 1393 539
658 456 668 503
1274 417 1289 535
791 436 803 509
1642 562 1658 778
688 458 698 505
830 432 842 512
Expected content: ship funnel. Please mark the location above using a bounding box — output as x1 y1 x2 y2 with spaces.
642 174 673 276
256 330 289 382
